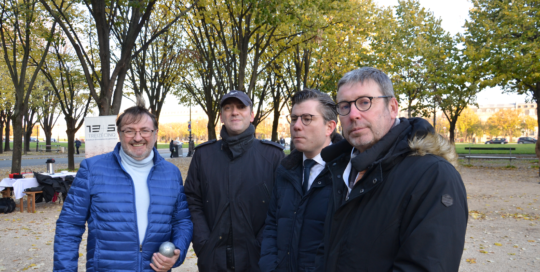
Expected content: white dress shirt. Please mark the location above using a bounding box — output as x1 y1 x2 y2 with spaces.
302 142 332 191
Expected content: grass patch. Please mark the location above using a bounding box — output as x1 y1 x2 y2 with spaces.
56 168 79 172
455 143 536 154
505 165 517 169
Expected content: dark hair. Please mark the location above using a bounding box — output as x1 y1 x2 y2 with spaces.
116 106 158 130
337 67 395 99
291 88 337 124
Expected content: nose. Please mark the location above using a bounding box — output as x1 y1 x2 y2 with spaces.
292 119 304 131
348 104 363 120
133 131 143 141
231 106 239 115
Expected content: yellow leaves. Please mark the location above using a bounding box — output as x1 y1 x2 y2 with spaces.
494 242 502 246
527 240 535 243
508 253 516 255
479 250 489 254
79 253 83 257
469 210 486 220
466 258 477 264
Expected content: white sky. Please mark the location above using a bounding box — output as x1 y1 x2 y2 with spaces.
376 0 527 106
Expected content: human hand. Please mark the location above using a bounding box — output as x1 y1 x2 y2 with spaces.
150 249 180 272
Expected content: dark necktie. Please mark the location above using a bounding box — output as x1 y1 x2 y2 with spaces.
303 159 316 194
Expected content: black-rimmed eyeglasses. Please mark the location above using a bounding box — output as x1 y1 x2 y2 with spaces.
336 96 392 116
287 114 317 126
121 130 155 137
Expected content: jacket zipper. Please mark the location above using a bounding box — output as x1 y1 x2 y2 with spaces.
263 182 271 198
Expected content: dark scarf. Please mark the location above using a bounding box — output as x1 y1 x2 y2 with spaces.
350 117 433 172
221 124 255 159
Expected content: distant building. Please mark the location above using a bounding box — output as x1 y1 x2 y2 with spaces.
471 102 537 122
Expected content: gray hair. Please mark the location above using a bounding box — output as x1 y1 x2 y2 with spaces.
291 88 337 124
337 67 395 98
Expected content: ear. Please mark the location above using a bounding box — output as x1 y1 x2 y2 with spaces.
250 111 255 123
388 98 399 119
326 120 337 137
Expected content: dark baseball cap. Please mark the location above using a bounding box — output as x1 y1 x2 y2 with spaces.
220 90 252 108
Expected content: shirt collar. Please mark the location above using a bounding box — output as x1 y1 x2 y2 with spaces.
302 142 331 166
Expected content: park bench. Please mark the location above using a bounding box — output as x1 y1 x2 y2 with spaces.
37 144 63 153
464 147 517 164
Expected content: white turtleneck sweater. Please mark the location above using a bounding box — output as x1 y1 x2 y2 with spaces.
119 147 154 243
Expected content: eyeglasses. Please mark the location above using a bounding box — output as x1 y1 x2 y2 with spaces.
336 96 392 116
121 130 155 137
287 114 317 126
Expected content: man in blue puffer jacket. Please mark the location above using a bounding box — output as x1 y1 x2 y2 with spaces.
53 105 193 272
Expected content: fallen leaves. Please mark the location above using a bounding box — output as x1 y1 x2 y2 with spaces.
466 258 477 264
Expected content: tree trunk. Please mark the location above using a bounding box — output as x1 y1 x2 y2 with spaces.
271 112 280 142
533 84 540 176
66 120 76 170
207 121 217 141
448 119 457 143
24 124 31 154
206 110 217 140
0 121 3 154
4 118 10 152
408 99 413 118
11 114 24 173
45 129 52 152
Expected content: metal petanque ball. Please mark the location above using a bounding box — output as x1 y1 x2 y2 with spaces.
153 242 175 266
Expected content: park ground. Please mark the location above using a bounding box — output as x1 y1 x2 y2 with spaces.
0 157 540 271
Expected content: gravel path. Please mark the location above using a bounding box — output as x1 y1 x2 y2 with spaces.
1 158 539 271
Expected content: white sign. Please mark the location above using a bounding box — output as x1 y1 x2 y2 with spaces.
84 116 118 158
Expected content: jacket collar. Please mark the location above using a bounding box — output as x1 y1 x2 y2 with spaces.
112 142 164 166
282 132 345 170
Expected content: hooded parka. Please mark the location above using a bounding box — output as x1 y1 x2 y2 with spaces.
259 133 343 272
319 118 468 272
184 125 285 272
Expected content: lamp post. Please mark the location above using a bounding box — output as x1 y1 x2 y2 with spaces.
187 99 194 157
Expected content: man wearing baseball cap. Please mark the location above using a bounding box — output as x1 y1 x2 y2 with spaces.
185 90 285 272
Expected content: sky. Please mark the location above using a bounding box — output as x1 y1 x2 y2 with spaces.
376 0 527 106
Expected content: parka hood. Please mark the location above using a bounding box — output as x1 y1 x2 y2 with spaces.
321 118 458 170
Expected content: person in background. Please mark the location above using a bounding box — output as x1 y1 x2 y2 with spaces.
185 90 285 272
169 139 174 158
74 138 82 155
259 89 342 272
54 105 193 272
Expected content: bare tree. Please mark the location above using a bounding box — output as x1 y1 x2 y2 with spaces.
40 0 195 116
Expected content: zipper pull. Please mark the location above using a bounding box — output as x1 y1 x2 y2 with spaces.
140 244 142 252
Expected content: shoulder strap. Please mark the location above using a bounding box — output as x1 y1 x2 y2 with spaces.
260 139 284 150
194 139 217 149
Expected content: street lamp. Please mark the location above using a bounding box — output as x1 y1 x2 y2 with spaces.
187 99 194 157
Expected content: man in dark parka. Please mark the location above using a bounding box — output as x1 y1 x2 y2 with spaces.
259 89 342 272
184 91 285 272
319 67 468 271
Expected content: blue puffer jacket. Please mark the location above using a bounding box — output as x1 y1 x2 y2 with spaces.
53 143 193 272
